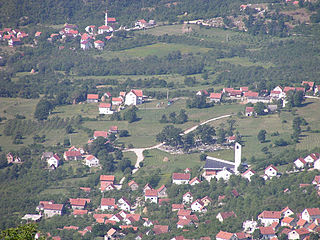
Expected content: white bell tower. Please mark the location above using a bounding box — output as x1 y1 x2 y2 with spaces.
105 8 108 26
234 142 241 174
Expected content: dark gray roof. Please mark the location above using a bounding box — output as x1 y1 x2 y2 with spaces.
204 157 235 170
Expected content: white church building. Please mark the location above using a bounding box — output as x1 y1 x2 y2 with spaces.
202 142 242 181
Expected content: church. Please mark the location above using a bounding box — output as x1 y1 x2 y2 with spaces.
202 142 242 181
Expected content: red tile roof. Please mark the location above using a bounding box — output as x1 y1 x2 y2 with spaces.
216 231 234 240
72 209 88 215
178 209 191 216
69 198 90 206
210 92 222 99
265 164 278 172
107 17 116 22
219 211 236 220
42 203 63 211
245 107 254 113
244 91 259 97
99 103 111 108
87 94 99 100
101 198 115 206
94 131 108 138
100 175 115 182
172 204 184 210
63 226 79 230
260 226 275 235
172 173 191 180
305 208 320 216
145 189 158 197
153 225 168 235
258 210 281 219
80 187 91 192
132 89 143 97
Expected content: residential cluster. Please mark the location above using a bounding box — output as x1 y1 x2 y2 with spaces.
0 28 28 46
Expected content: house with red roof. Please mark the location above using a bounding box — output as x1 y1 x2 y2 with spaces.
93 131 108 139
145 189 158 203
189 177 201 185
288 228 310 239
100 198 116 211
304 152 320 164
84 155 100 168
108 126 118 134
153 225 169 235
264 165 279 180
258 210 281 226
209 93 222 102
94 40 105 50
157 185 168 198
143 183 153 193
135 19 149 28
196 90 209 96
117 197 131 211
69 198 90 210
37 202 64 218
64 150 82 161
240 87 249 92
241 169 255 182
111 97 123 106
128 180 139 191
125 89 144 105
191 199 206 212
8 38 21 47
172 173 191 184
87 94 99 103
259 226 276 239
294 157 306 169
216 211 237 222
101 182 116 192
216 231 236 240
245 107 254 116
281 216 295 228
172 204 184 212
99 103 113 115
177 218 193 229
46 153 60 169
244 91 259 98
281 206 294 218
201 196 213 206
98 25 113 34
183 192 193 204
301 81 315 92
301 208 320 222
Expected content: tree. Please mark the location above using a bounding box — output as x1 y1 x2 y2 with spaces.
217 128 226 144
160 114 168 123
254 102 265 115
176 109 188 124
293 90 304 107
200 153 207 161
123 107 138 123
34 99 53 120
257 130 267 143
0 223 44 240
65 125 74 134
156 125 182 147
119 130 129 137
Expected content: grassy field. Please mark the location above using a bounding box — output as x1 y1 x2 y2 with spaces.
218 57 275 68
98 42 211 60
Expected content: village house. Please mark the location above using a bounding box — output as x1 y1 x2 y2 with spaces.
264 165 279 180
153 225 169 235
101 182 116 192
85 25 96 34
21 214 42 222
64 149 82 161
100 198 116 211
258 210 281 226
157 185 168 198
177 218 193 229
216 211 237 223
288 228 310 240
301 81 315 92
259 226 276 239
191 199 206 212
145 189 158 204
172 204 185 211
243 220 258 233
128 180 139 191
172 173 191 184
281 206 294 218
294 157 306 169
241 169 255 182
216 231 236 240
37 201 64 218
111 97 123 106
98 25 113 34
47 154 60 169
201 196 212 206
99 103 113 115
189 177 201 185
117 197 131 211
108 126 118 134
7 152 22 164
143 183 153 193
93 131 108 139
85 155 100 168
304 152 320 164
301 208 320 222
135 19 149 28
87 94 99 103
245 107 255 116
94 40 105 50
182 192 193 204
125 89 143 105
69 198 90 210
196 90 209 96
281 217 295 228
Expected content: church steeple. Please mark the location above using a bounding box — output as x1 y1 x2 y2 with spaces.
105 8 108 26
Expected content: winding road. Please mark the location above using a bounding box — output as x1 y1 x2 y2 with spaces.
124 114 232 174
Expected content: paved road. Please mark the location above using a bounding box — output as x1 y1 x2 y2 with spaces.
125 114 232 174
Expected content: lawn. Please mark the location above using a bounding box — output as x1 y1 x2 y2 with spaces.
218 57 274 68
134 149 202 188
98 42 211 60
140 24 200 36
0 97 39 120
